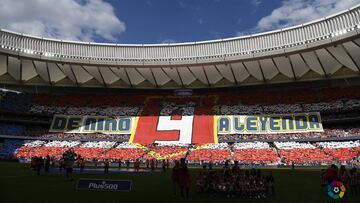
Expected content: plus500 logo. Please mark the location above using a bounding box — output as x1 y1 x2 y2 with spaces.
88 181 118 190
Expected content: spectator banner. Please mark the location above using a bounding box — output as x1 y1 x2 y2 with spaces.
50 112 322 143
76 179 132 192
129 115 217 145
50 115 135 134
217 112 323 134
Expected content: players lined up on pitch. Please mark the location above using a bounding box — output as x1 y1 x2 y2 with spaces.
196 163 275 199
20 147 360 199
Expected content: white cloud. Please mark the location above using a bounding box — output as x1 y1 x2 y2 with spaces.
179 1 186 8
251 0 262 7
256 0 360 31
160 39 176 44
235 31 252 37
0 0 125 42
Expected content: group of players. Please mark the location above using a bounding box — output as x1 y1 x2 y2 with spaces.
31 149 79 180
30 155 51 175
195 161 275 199
56 157 172 173
30 149 192 199
31 149 178 179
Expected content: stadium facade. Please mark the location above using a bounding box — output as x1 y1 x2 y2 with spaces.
0 4 360 89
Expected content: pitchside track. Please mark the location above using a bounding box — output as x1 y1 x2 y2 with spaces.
0 162 359 203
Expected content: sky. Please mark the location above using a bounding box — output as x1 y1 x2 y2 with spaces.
0 0 359 44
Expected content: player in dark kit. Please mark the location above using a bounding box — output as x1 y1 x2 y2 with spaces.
126 159 130 170
134 159 140 172
79 158 85 172
162 159 166 172
172 161 180 195
150 159 155 171
35 156 43 176
104 159 110 173
44 155 50 173
178 158 190 199
62 148 78 181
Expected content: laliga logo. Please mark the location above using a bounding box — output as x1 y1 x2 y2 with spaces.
327 181 346 200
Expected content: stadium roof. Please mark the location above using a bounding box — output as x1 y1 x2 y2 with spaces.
0 4 360 89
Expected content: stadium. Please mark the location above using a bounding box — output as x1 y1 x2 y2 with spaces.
0 1 360 202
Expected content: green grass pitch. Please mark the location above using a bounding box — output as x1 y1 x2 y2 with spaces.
0 162 358 203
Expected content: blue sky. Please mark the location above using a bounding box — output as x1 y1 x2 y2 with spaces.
105 0 282 44
0 0 359 44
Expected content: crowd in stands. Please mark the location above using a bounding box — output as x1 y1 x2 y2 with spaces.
1 139 359 166
1 86 360 143
187 143 231 163
317 141 360 162
1 86 360 116
143 143 189 160
275 142 333 165
19 97 360 117
160 102 196 116
1 87 360 142
1 87 360 167
0 123 25 136
233 142 279 165
0 139 25 159
73 141 116 159
103 143 146 160
1 122 360 142
16 140 80 159
219 99 360 115
0 91 34 112
29 105 140 116
218 127 360 142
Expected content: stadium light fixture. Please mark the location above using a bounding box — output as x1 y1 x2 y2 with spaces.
43 52 54 57
24 49 34 54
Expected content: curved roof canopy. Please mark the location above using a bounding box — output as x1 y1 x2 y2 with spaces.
0 4 360 89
